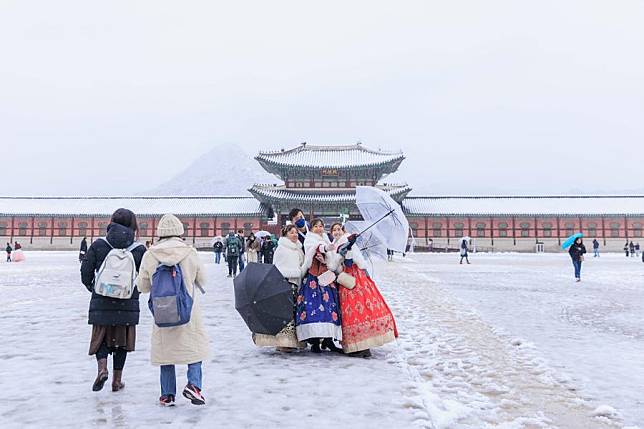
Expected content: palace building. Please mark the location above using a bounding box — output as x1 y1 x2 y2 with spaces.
1 143 643 252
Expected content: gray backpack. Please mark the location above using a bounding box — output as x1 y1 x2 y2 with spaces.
94 238 141 299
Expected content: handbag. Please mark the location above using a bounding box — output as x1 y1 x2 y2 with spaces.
337 272 356 289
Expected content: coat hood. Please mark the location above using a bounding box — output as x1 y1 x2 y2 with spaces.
105 223 135 249
148 237 193 266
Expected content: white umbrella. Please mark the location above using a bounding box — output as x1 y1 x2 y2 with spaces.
460 236 471 242
355 186 410 253
254 230 272 239
344 221 388 262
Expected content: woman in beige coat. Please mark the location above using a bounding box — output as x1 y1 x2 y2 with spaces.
137 214 210 407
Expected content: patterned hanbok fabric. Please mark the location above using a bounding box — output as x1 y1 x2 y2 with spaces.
333 235 398 353
295 233 342 341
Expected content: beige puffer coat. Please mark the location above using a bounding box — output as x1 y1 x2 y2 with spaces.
136 238 210 365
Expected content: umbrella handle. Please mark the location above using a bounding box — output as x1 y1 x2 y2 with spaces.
356 209 395 238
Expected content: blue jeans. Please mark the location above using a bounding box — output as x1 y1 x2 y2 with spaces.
239 254 245 272
593 248 599 257
160 362 202 396
215 252 221 264
572 259 582 279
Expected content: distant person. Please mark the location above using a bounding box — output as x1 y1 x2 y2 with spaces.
79 237 88 262
261 234 275 264
224 232 241 278
5 242 12 262
387 248 393 261
635 242 641 257
145 240 152 249
624 241 630 257
592 238 600 257
80 208 146 393
12 241 25 262
459 239 470 264
568 237 586 282
246 233 260 263
213 240 223 264
136 213 209 406
629 241 635 257
236 229 246 272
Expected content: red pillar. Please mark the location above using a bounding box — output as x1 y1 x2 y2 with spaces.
490 216 494 246
556 216 561 246
70 216 75 245
512 216 516 246
193 216 197 245
151 217 156 244
601 216 606 246
30 216 35 245
90 216 95 242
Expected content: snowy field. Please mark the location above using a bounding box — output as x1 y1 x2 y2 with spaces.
0 252 642 428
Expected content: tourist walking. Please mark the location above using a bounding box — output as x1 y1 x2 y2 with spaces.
624 241 630 257
79 237 88 262
236 229 246 272
295 219 343 353
568 237 586 282
213 239 223 264
136 214 209 406
5 242 12 262
592 239 600 257
635 242 641 257
246 233 260 263
459 239 470 264
629 241 635 257
253 225 306 351
330 223 398 358
225 231 241 278
80 208 146 393
260 235 275 264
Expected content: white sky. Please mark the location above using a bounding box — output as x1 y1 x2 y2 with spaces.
2 0 643 196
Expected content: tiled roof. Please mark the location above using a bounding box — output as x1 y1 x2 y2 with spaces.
256 143 404 169
249 185 412 203
402 196 644 216
0 197 267 217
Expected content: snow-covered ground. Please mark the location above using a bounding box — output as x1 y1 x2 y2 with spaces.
0 252 641 428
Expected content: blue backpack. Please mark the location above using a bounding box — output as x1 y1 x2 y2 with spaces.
148 264 193 327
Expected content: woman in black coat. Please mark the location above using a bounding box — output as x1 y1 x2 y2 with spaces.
80 209 146 392
568 237 586 282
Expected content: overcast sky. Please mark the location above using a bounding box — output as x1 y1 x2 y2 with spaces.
2 1 643 196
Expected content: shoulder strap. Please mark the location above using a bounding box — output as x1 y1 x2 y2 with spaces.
126 242 142 252
100 237 114 249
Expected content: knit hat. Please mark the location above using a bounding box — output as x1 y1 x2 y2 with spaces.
157 214 184 238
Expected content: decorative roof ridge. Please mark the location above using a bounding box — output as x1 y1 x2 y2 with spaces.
257 142 403 157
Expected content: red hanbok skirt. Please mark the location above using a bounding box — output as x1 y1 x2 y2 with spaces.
338 264 398 353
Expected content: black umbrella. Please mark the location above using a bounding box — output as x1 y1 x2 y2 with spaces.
233 262 295 335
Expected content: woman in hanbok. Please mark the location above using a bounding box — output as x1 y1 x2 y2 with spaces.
295 219 343 353
330 223 398 358
12 241 25 262
253 225 305 351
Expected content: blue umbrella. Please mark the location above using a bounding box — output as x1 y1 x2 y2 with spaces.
562 232 583 249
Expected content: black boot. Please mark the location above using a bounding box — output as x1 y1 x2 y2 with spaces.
321 338 343 353
92 358 109 391
348 349 372 358
310 341 321 353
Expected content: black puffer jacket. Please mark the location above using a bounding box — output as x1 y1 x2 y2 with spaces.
80 223 146 326
568 242 586 262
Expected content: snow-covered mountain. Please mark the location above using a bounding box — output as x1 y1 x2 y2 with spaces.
141 144 278 196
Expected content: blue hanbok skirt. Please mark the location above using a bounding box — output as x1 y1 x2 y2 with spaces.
295 273 342 341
